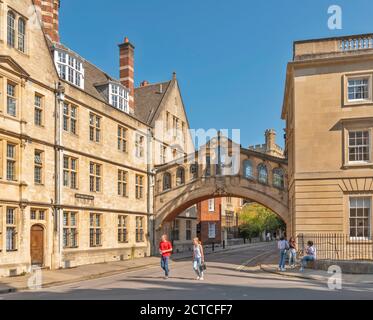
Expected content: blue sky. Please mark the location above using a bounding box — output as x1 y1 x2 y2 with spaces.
60 0 373 148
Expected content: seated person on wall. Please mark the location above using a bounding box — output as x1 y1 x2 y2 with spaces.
300 241 317 272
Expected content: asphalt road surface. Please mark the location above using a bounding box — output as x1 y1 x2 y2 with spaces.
1 243 372 300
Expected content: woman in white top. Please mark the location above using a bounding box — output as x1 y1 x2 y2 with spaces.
193 237 205 280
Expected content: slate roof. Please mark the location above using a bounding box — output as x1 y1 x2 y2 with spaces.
49 40 173 126
134 81 172 125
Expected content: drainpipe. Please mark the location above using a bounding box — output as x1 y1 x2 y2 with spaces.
146 128 155 256
54 82 65 269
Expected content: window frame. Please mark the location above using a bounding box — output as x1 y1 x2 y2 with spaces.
89 213 102 247
7 11 16 48
6 143 16 181
176 167 185 186
34 94 43 126
348 196 371 241
208 199 215 212
6 81 17 117
272 167 285 189
34 149 44 185
163 172 172 191
347 130 371 164
118 169 128 197
89 113 101 143
63 155 78 189
118 215 128 243
31 208 47 222
6 207 17 252
54 49 85 89
63 211 78 249
135 216 145 243
208 222 216 239
258 163 268 185
135 174 144 199
135 134 144 158
89 162 102 193
63 102 78 135
109 83 129 113
243 159 254 179
344 73 373 106
17 18 26 53
117 126 128 153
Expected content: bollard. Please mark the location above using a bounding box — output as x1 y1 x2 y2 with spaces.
223 240 226 249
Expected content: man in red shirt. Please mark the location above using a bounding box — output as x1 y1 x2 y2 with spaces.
159 234 173 279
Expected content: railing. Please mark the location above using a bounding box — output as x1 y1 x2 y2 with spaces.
297 233 373 261
340 36 373 52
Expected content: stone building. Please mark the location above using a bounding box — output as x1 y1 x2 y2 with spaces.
283 34 373 240
0 0 195 276
248 129 285 158
197 130 284 246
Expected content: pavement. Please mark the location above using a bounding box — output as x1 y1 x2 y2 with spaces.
1 242 373 300
260 264 373 285
0 241 266 295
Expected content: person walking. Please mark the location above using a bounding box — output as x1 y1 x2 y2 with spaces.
300 241 317 272
266 232 271 242
277 236 289 271
193 237 205 280
159 234 173 279
288 237 297 268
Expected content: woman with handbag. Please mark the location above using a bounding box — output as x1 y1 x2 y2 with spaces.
192 237 205 280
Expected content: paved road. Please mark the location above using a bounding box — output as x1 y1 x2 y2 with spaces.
1 243 372 300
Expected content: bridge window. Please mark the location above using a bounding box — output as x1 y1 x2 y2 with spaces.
243 160 253 179
176 167 185 186
163 172 172 191
273 168 284 189
190 164 198 180
258 164 268 184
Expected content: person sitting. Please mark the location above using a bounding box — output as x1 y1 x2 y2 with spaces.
300 241 317 272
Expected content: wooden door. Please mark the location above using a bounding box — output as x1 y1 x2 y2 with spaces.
30 225 44 266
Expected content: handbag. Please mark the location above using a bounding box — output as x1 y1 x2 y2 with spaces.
201 262 207 271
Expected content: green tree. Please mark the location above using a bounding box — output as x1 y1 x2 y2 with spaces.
238 203 285 241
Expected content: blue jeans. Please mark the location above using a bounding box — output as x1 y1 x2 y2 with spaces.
279 249 287 269
193 257 203 277
289 249 297 266
161 256 169 276
301 255 315 269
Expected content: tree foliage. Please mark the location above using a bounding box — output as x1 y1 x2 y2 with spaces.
238 203 285 240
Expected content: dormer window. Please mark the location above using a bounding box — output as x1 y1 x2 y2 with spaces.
54 49 85 89
109 83 129 113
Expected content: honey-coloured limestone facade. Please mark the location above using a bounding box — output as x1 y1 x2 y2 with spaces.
0 0 195 276
283 34 373 241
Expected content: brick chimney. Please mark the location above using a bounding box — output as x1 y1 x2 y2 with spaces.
265 129 277 154
119 37 135 112
33 0 60 43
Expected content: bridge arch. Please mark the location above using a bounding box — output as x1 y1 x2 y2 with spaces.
153 140 290 240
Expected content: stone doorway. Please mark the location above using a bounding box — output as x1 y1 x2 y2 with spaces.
30 225 44 266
